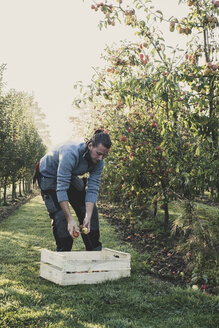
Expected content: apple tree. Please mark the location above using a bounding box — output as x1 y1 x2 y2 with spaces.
75 0 218 230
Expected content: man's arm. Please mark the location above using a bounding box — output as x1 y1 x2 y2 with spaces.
82 162 104 233
60 201 79 238
82 202 94 233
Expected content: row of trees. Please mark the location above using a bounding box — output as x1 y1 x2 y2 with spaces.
75 0 218 226
0 65 48 204
74 0 218 284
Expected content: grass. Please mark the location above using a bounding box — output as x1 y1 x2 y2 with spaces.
0 196 218 328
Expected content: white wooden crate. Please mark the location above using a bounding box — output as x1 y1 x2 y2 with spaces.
40 248 131 285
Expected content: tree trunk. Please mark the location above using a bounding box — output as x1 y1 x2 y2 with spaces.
185 200 193 225
19 180 22 197
3 178 7 205
28 180 32 193
12 179 17 201
164 202 169 230
23 179 25 194
153 201 157 218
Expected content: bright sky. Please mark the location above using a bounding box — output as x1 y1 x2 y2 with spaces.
0 0 188 148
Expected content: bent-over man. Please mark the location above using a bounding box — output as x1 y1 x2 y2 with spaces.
35 130 111 252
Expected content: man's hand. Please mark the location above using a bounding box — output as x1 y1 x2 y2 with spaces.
82 216 91 234
82 202 95 234
67 217 79 239
59 201 79 238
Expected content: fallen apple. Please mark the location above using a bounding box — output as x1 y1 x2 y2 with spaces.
192 285 199 290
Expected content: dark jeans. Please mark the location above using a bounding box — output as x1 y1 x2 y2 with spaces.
38 175 102 252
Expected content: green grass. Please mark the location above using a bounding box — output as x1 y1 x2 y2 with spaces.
0 196 218 328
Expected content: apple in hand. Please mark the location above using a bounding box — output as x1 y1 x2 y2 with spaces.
73 231 79 238
80 225 88 234
81 227 88 234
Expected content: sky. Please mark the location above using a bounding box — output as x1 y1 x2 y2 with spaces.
0 0 188 148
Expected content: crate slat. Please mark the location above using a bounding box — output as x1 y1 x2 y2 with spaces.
62 259 130 272
40 262 130 286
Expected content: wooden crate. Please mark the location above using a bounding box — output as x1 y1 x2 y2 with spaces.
40 248 131 285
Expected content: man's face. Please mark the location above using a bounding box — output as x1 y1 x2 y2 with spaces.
88 143 109 164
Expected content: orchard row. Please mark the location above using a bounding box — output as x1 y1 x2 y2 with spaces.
74 0 218 227
80 0 219 290
0 67 47 204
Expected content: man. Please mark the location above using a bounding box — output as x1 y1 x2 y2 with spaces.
36 130 111 252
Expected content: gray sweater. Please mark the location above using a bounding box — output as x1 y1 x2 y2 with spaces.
39 142 104 203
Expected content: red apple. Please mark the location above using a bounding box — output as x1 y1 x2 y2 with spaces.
73 231 79 238
121 136 127 142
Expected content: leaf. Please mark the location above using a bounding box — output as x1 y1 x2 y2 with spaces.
176 163 180 173
195 146 200 156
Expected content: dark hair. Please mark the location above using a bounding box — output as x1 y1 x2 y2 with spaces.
87 129 112 149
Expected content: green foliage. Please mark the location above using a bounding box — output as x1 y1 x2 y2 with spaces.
0 88 47 201
172 200 219 289
74 0 219 293
74 0 218 219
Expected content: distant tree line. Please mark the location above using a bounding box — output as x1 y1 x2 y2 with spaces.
0 65 48 204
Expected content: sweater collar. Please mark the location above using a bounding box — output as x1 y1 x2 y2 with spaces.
82 145 94 169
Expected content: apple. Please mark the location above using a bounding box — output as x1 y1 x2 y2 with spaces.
121 136 127 142
73 231 79 238
169 26 174 32
192 285 199 290
81 227 88 234
185 27 191 35
140 53 144 60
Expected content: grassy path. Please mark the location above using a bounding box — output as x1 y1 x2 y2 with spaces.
0 196 218 328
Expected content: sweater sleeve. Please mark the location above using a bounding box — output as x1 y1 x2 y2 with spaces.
85 161 104 203
56 147 78 202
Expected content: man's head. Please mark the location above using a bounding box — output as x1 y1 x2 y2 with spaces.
87 130 112 164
